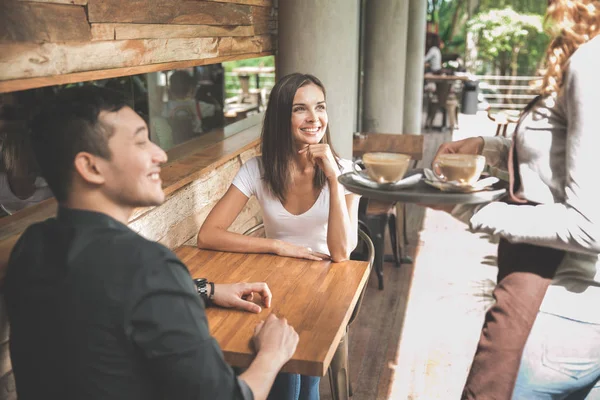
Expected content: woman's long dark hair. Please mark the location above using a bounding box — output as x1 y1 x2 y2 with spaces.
261 73 341 203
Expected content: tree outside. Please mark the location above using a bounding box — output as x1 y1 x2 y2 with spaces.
427 0 548 76
467 7 547 76
223 56 275 100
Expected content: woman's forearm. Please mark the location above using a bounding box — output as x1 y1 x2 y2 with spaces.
326 178 356 262
197 226 280 255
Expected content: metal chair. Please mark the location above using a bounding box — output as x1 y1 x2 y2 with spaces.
242 222 374 400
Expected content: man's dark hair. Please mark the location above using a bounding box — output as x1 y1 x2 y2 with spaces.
29 85 127 202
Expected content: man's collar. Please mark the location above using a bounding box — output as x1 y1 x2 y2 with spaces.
56 206 130 231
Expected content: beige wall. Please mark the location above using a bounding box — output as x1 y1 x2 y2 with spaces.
276 0 360 160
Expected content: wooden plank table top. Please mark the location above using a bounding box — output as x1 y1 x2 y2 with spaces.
174 246 370 377
353 133 424 161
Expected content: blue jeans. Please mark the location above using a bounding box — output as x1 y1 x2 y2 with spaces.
267 373 320 400
513 312 600 399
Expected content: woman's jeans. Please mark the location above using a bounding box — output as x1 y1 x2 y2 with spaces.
513 312 600 399
267 373 320 400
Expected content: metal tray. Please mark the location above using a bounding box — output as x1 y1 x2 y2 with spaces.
338 169 508 205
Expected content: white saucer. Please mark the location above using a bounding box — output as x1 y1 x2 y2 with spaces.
423 168 499 193
349 170 423 190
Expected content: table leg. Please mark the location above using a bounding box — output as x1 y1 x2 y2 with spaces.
328 329 350 400
401 203 413 264
495 125 502 136
364 214 387 290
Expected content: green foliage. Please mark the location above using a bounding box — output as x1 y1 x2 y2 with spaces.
223 56 275 99
223 56 274 73
475 0 547 14
467 7 548 74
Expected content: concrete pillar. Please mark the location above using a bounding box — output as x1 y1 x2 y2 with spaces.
362 0 409 134
402 0 427 134
277 0 360 159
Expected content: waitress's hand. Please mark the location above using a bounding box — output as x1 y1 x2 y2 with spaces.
298 144 340 180
273 239 331 261
434 137 485 162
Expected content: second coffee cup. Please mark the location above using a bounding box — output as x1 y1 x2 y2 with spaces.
432 154 486 185
358 152 411 184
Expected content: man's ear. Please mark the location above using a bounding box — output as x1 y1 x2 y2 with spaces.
73 152 106 185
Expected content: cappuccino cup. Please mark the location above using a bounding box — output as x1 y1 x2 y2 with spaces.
432 154 486 186
356 152 411 184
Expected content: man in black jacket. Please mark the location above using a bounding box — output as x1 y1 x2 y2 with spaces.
4 86 298 400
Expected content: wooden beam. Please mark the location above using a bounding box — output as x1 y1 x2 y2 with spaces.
0 34 274 81
204 0 271 7
0 37 220 81
218 35 273 55
0 51 273 93
88 0 252 25
91 23 255 41
0 2 91 43
251 5 273 35
18 0 87 4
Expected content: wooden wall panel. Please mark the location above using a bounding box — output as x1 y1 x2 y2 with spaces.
129 145 261 250
0 51 271 93
0 36 272 81
1 0 276 85
87 0 252 25
1 2 91 43
205 0 270 7
17 0 88 5
91 23 255 40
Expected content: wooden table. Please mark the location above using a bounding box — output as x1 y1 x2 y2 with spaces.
174 246 370 377
353 132 424 161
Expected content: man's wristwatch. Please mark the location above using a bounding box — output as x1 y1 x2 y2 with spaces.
194 278 209 301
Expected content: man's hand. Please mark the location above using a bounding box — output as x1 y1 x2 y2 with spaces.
253 313 299 368
434 136 485 163
212 282 272 313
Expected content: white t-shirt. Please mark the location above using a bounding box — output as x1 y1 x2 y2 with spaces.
232 156 354 256
0 173 53 215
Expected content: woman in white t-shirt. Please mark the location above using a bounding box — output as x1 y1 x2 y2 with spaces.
198 73 361 400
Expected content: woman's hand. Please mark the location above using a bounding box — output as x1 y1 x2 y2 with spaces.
434 137 485 161
273 239 330 261
212 282 272 313
298 144 340 180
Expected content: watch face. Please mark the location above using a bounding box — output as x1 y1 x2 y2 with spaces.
194 278 207 285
